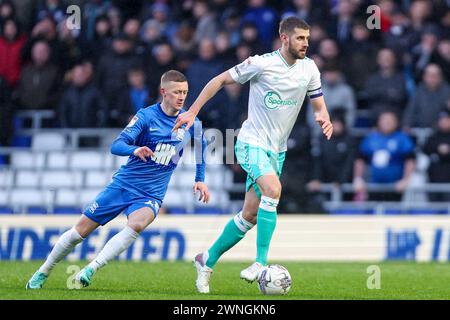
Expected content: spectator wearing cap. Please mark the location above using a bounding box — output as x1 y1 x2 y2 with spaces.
96 32 142 126
403 64 450 128
423 109 450 201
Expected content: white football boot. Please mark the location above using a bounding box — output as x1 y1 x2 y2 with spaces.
240 262 264 282
193 252 213 294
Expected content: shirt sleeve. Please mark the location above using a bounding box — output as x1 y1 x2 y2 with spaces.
190 119 206 182
110 110 147 156
228 55 265 84
307 61 323 99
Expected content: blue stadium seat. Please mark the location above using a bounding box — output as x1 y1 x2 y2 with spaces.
0 206 14 214
329 208 375 215
193 207 224 215
384 209 403 215
11 135 32 147
167 207 188 214
407 208 448 215
54 206 82 214
27 206 48 214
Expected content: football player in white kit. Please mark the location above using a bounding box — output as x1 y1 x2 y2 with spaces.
173 16 333 293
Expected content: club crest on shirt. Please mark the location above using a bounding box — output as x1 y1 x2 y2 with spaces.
126 116 139 128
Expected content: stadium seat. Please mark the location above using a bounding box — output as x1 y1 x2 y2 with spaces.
0 170 13 187
31 132 66 151
80 189 102 205
0 190 8 206
47 152 69 169
55 189 78 206
0 206 14 214
85 171 112 187
70 151 104 169
54 206 81 214
27 206 48 214
193 207 224 214
15 170 40 187
164 189 189 207
10 189 45 206
41 171 83 188
11 151 45 169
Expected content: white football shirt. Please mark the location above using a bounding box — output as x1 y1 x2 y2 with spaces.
228 49 322 153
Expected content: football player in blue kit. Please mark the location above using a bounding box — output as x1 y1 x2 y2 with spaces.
26 70 209 289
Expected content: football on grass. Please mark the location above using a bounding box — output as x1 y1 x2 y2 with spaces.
258 264 292 295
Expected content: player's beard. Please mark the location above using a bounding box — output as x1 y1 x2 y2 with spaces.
287 42 306 60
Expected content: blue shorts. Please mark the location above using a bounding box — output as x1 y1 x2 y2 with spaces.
83 182 161 226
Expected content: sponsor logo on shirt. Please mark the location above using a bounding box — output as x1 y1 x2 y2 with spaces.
151 142 176 165
263 91 298 110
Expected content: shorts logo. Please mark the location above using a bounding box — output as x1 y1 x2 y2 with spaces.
144 199 160 212
88 201 98 214
151 143 176 165
264 91 298 110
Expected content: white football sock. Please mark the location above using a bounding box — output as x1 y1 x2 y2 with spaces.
88 226 139 272
39 227 84 275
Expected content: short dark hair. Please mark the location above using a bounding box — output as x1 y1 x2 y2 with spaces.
161 70 187 84
279 16 310 35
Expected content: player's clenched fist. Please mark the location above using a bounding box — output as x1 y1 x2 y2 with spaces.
133 146 154 162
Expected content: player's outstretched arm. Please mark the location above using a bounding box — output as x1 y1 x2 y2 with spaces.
173 71 236 131
311 96 333 140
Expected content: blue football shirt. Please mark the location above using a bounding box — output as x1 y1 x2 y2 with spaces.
110 103 206 201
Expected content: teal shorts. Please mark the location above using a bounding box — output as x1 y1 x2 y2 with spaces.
235 140 286 199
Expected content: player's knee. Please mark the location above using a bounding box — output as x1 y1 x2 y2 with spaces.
261 183 282 200
127 221 147 233
242 209 257 225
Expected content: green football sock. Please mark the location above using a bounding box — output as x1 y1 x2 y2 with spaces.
206 211 253 268
256 196 278 266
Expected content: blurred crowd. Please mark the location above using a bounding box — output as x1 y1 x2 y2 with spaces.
0 0 449 212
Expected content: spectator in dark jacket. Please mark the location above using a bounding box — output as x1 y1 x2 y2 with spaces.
308 113 356 189
116 67 151 125
96 32 142 126
0 75 12 146
423 109 450 201
403 64 450 128
146 42 176 100
186 38 226 129
14 39 60 110
363 48 408 123
59 61 107 128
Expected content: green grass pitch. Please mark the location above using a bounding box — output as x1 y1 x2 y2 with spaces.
1 261 450 300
